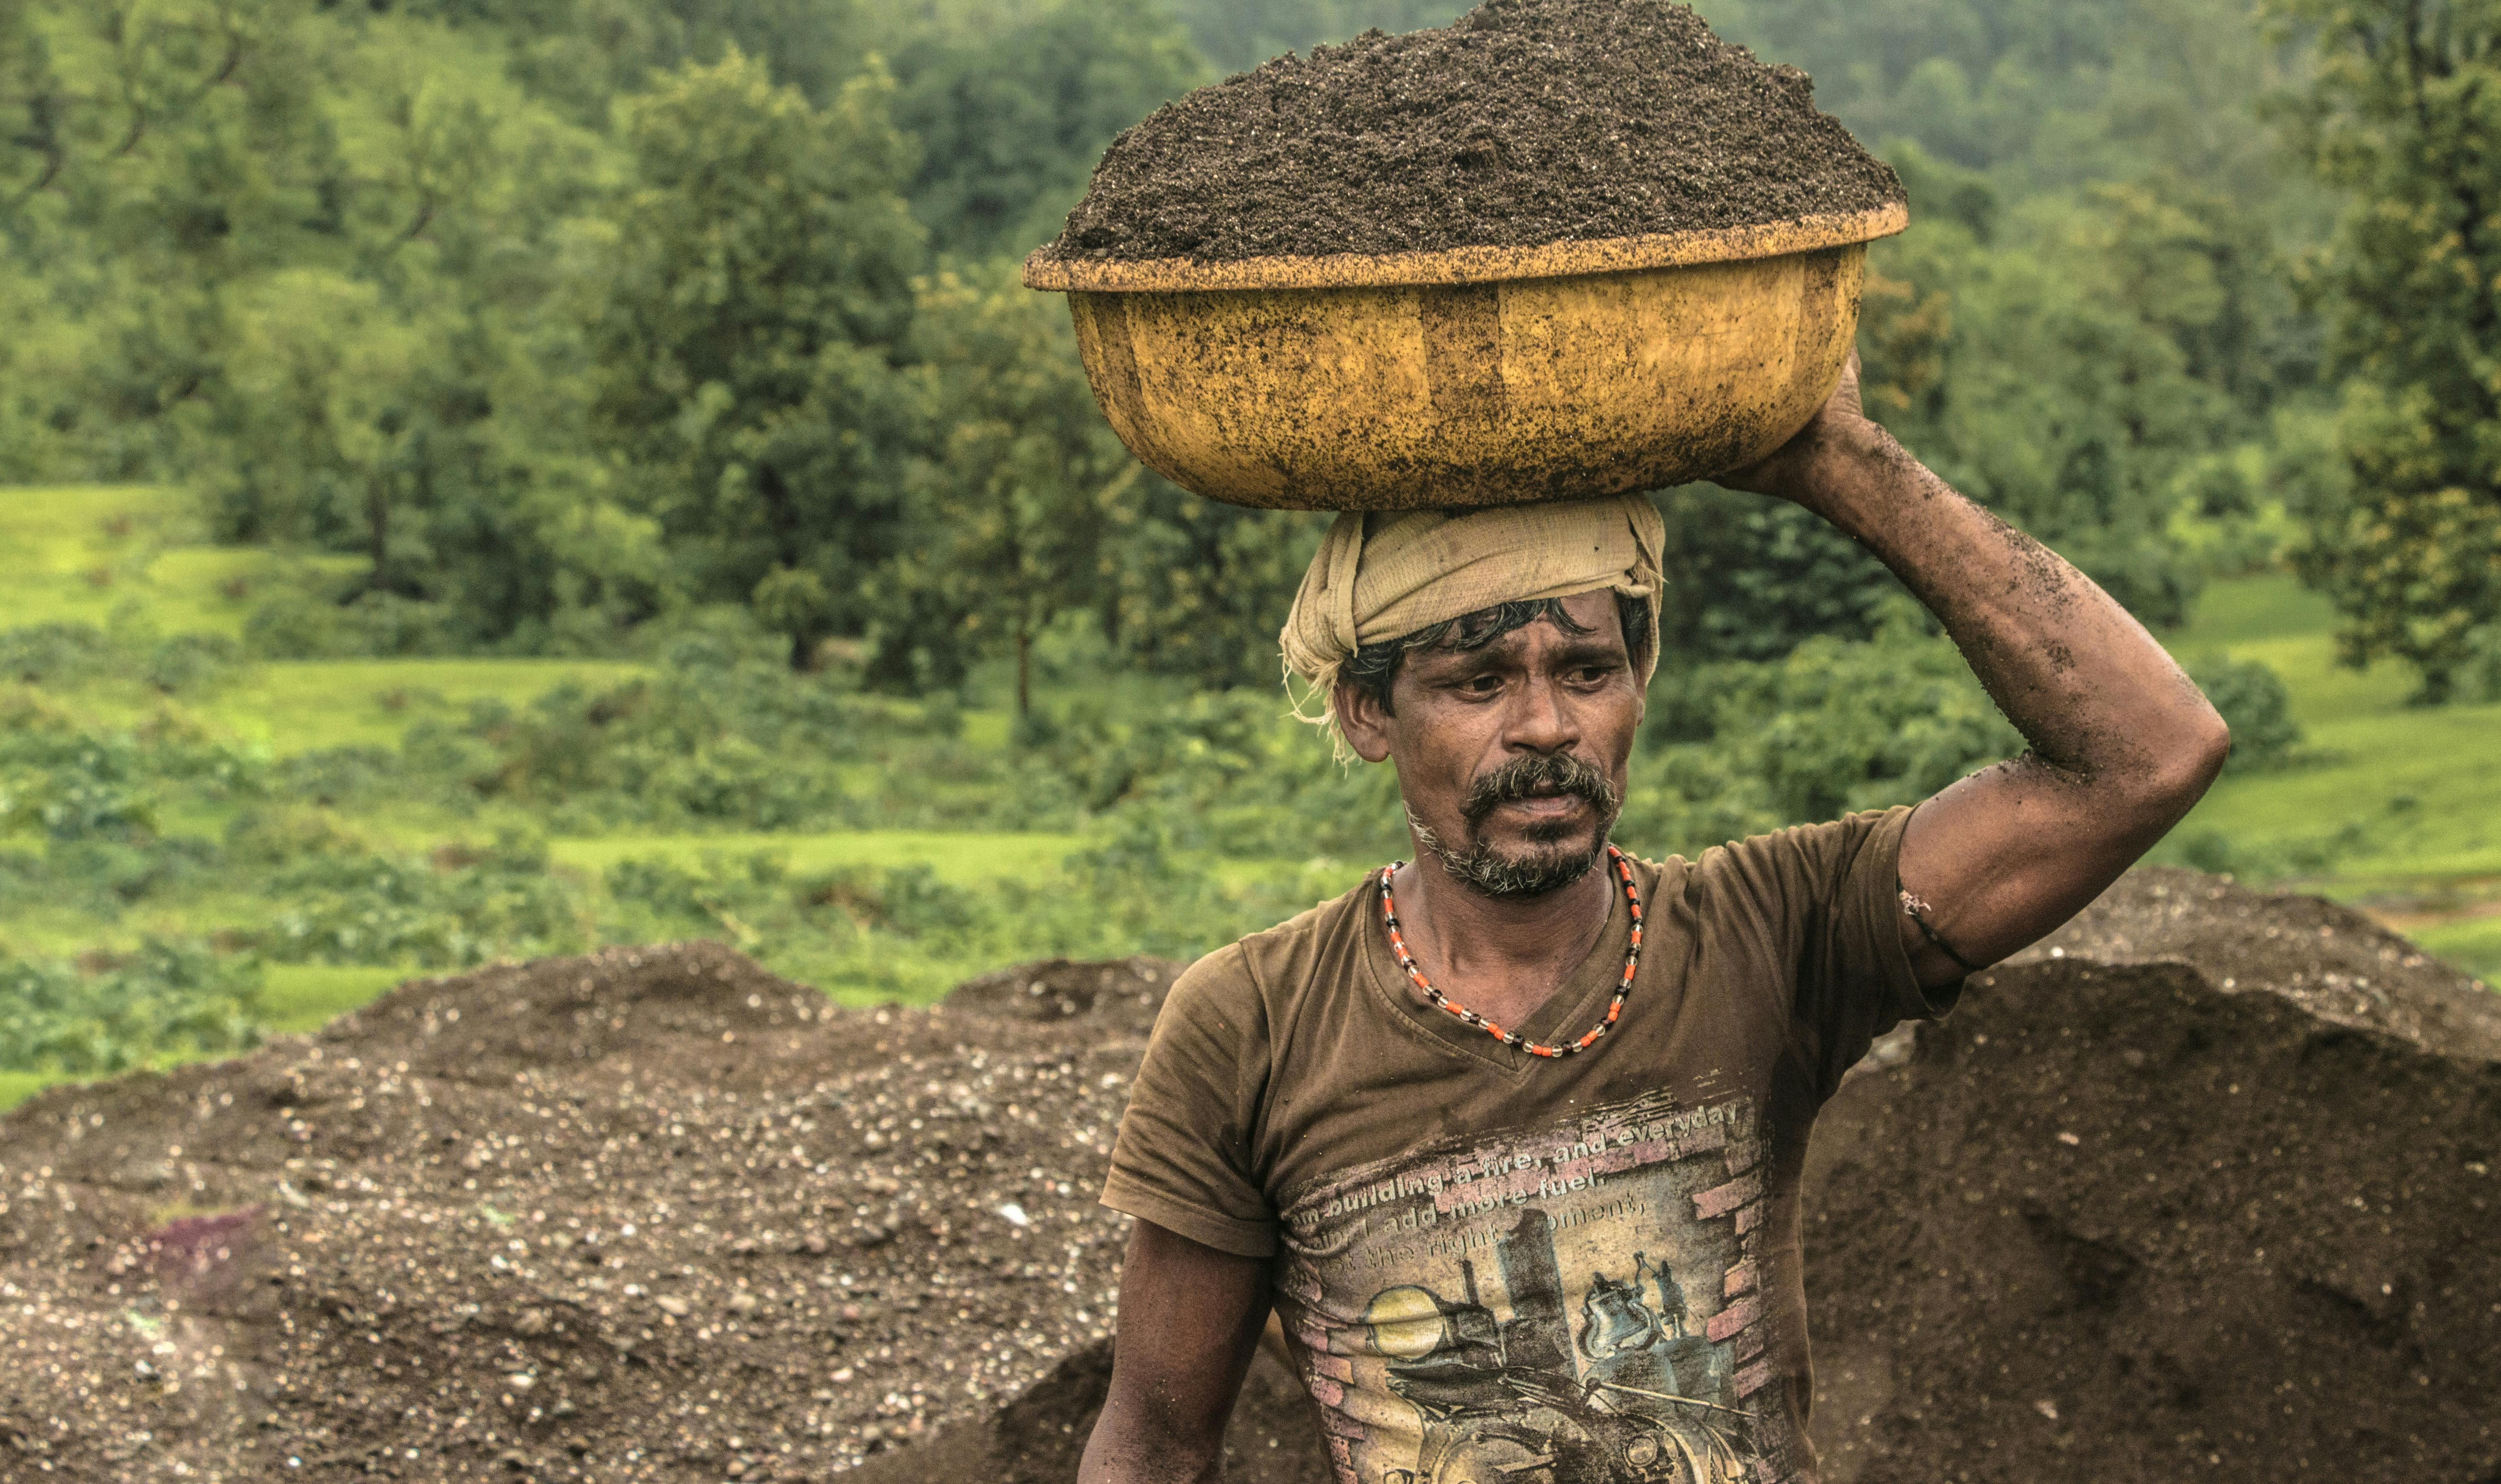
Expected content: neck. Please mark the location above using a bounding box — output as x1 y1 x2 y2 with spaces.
1391 842 1614 1011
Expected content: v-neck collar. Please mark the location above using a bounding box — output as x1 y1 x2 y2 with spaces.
1356 865 1634 1080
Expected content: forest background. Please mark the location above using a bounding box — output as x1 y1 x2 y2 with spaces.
3 0 2499 1102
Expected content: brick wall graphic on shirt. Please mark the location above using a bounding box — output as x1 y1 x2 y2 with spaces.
1276 1090 1797 1484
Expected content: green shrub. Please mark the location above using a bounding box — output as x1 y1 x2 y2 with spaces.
1623 616 2020 847
0 941 265 1075
40 836 220 917
2455 625 2501 706
606 851 796 936
244 590 457 660
270 747 405 809
259 837 590 969
0 624 116 686
2189 656 2304 770
0 735 159 842
143 633 240 694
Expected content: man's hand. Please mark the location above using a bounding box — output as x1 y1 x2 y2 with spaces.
1077 1220 1272 1484
1715 352 2231 986
1716 352 1881 512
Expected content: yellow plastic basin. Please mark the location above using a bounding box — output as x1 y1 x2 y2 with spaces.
1023 204 1907 511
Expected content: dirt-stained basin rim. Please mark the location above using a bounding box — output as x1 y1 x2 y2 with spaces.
1023 202 1907 293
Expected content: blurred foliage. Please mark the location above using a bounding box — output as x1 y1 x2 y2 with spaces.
2261 0 2501 700
891 0 1208 259
1605 0 2339 661
1626 607 2023 846
901 263 1134 709
1160 0 1465 73
0 0 2372 687
0 940 263 1075
2187 654 2306 772
0 603 2021 1036
583 50 926 665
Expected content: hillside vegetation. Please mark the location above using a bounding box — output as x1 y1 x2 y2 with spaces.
4 0 2498 1104
4 478 2492 1116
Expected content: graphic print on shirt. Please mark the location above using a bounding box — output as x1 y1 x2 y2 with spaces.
1276 1090 1798 1484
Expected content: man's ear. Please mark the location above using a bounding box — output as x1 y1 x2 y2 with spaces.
1332 681 1396 765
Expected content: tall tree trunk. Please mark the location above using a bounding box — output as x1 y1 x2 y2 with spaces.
366 479 390 594
1015 623 1033 718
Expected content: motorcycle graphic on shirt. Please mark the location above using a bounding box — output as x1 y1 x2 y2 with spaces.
1276 1092 1798 1484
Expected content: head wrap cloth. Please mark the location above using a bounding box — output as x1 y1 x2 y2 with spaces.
1279 495 1667 749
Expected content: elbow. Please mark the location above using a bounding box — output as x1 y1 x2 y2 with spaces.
2189 704 2234 792
2140 705 2232 816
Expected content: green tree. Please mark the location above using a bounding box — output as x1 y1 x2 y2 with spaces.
1108 493 1327 691
581 50 929 666
2266 0 2501 698
387 0 878 117
1833 146 2272 628
903 264 1137 713
890 0 1207 261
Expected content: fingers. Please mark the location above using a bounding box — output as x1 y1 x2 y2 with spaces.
1831 349 1865 415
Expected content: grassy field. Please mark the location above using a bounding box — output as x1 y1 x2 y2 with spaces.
3 484 2494 1114
2153 574 2501 975
546 830 1084 882
2 484 273 637
212 659 650 754
0 486 1130 1109
264 964 419 1033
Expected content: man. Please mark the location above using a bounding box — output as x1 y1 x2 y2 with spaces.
1077 358 2230 1484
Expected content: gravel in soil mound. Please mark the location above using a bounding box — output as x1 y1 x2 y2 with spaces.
1039 0 1904 264
0 948 1239 1482
4 874 2497 1482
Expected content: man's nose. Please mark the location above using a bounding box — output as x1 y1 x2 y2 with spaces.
1504 674 1579 753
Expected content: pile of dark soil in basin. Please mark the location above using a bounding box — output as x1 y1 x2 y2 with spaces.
3 873 2496 1482
1039 0 1904 264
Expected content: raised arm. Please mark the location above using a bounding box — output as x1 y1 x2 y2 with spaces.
1721 356 2231 986
1077 1219 1274 1484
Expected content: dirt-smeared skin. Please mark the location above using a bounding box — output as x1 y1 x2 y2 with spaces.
1039 0 1903 265
1722 358 2233 982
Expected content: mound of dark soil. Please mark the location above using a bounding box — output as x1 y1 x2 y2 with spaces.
0 947 1231 1482
2 871 2495 1482
2012 865 2501 1056
1806 870 2501 1480
1039 0 1903 264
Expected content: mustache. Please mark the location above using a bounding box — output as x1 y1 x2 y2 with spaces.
1462 752 1620 825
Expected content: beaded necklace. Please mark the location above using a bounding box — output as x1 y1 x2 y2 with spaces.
1375 845 1643 1060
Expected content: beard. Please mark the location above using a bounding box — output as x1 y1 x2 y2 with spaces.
1407 751 1623 900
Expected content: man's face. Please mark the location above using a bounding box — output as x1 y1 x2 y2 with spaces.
1336 591 1645 898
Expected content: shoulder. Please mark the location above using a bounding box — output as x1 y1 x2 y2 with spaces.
1226 873 1377 994
1678 806 1911 888
1615 809 1911 938
1157 874 1377 1030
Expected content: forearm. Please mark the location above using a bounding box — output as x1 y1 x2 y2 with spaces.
1717 356 2227 975
1809 426 2222 799
1076 1221 1272 1484
1770 419 2225 972
1078 1389 1230 1484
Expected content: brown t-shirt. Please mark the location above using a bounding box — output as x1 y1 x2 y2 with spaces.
1103 807 1957 1484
